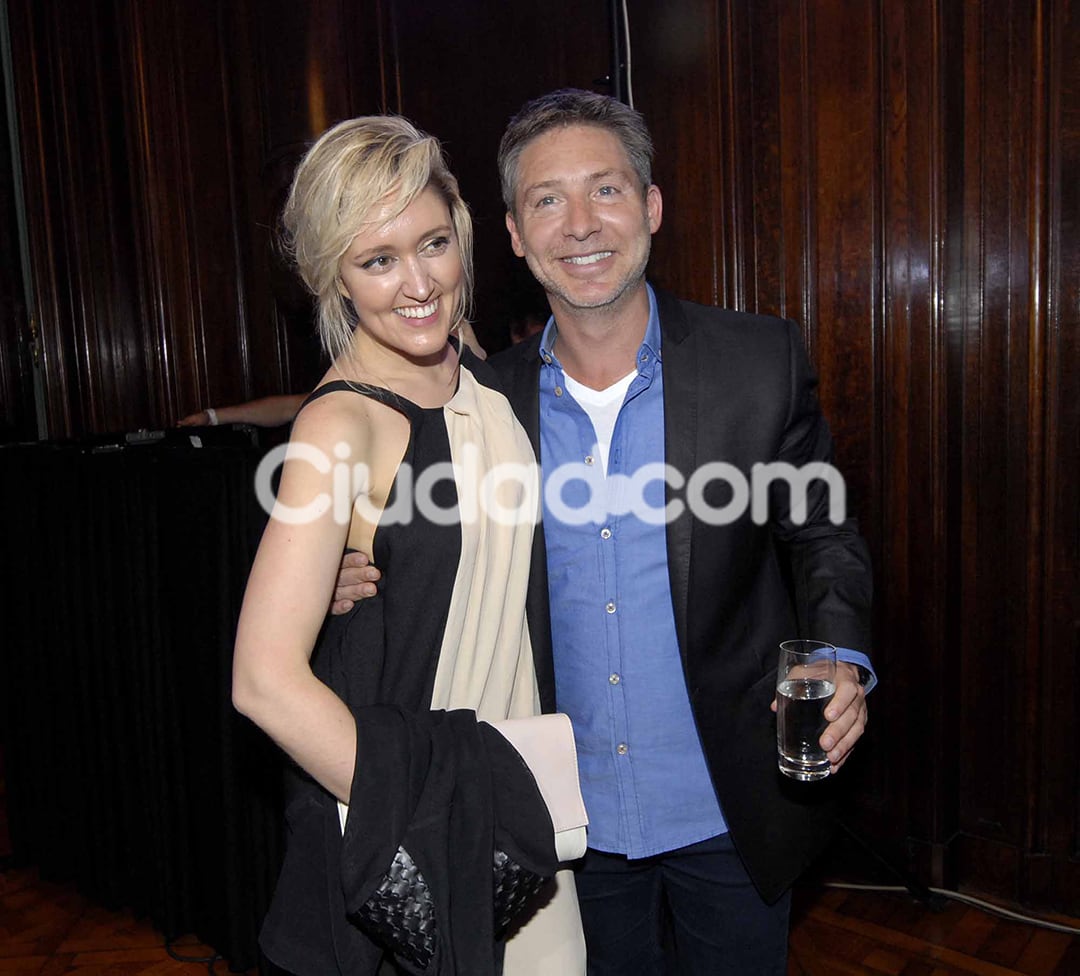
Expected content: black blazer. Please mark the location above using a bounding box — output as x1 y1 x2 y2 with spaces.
489 286 874 903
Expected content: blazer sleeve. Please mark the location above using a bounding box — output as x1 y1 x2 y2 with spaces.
768 320 874 654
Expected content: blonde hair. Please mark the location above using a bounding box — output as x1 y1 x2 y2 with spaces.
281 116 474 362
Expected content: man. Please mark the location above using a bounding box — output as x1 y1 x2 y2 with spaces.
339 89 875 973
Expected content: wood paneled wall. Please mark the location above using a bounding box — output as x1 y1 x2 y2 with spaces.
633 0 1079 914
4 0 393 438
4 0 608 438
0 23 34 444
4 0 1077 915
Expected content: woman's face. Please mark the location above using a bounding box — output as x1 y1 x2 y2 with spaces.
337 185 464 364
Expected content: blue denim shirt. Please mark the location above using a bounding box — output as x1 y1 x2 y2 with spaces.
537 286 876 857
538 287 727 856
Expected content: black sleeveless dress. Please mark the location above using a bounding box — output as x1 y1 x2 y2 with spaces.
259 351 562 974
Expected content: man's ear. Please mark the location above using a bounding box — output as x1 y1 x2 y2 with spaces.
646 184 663 235
505 211 527 258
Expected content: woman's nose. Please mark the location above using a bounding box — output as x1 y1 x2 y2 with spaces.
401 257 432 300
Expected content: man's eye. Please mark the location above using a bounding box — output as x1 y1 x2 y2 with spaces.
597 185 618 196
361 255 393 271
536 195 557 207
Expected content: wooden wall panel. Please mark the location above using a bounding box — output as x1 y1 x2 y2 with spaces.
873 0 952 863
240 0 390 401
0 25 34 444
389 0 609 350
8 0 140 436
630 0 730 306
1029 0 1079 907
122 0 245 425
949 0 1036 895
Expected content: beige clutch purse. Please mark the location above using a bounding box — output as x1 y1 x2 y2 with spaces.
489 712 589 862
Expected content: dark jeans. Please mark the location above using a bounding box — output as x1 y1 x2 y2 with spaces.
574 833 791 975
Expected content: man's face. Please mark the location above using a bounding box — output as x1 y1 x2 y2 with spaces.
505 125 662 316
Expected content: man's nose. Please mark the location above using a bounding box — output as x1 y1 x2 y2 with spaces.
563 195 602 240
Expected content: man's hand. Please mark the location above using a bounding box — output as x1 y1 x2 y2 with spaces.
770 662 867 773
331 551 382 615
818 662 867 772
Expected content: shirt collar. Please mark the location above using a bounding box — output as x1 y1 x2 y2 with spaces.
539 315 557 365
640 283 662 365
538 283 662 369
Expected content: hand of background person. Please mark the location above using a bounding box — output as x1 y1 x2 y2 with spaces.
331 551 382 614
459 320 487 360
770 661 867 774
178 409 215 426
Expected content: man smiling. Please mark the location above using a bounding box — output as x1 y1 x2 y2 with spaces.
486 90 875 975
505 124 660 324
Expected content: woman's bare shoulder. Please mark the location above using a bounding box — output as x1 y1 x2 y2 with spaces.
292 382 409 459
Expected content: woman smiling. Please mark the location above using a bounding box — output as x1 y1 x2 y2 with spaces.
232 117 584 975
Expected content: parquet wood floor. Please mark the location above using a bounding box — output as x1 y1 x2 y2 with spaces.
4 865 1078 974
787 885 1080 976
3 761 1079 974
0 863 248 974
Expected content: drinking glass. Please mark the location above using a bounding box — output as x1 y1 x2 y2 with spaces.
776 640 836 781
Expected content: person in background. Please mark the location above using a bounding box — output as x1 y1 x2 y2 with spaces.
508 309 547 345
178 395 304 429
231 114 584 975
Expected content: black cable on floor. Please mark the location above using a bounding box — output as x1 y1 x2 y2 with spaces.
165 937 224 975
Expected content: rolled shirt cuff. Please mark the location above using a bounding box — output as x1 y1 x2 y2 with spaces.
834 648 877 693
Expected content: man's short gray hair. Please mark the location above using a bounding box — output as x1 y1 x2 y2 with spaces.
497 89 654 214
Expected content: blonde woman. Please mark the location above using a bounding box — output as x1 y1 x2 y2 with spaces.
232 117 584 975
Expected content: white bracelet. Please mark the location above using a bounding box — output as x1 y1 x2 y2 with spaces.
205 407 219 426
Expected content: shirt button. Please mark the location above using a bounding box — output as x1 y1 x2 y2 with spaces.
554 386 563 396
616 743 629 755
584 455 595 465
605 601 616 614
640 351 649 362
600 527 612 539
609 673 621 685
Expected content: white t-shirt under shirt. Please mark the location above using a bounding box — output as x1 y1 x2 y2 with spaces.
561 370 637 476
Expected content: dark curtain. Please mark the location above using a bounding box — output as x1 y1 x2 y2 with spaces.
0 428 287 971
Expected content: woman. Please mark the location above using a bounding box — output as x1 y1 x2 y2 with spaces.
232 117 584 974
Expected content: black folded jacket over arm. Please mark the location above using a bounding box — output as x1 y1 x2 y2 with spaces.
338 706 557 976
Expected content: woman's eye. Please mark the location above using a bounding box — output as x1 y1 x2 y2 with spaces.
424 236 451 255
361 254 393 271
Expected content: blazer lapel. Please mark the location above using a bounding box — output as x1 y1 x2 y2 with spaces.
495 343 556 712
656 290 696 662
